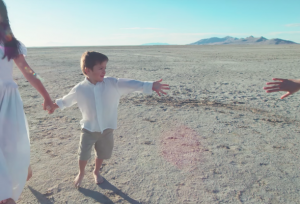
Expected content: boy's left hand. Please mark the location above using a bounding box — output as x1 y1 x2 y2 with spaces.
152 79 170 96
43 98 55 114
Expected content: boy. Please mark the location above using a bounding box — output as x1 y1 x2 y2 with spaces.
53 51 169 188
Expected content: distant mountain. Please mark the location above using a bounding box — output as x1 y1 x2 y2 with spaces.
190 36 297 45
141 43 171 46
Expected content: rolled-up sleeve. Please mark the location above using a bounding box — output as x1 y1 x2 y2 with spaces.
55 86 77 110
116 78 153 95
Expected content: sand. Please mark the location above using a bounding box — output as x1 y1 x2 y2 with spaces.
12 45 300 203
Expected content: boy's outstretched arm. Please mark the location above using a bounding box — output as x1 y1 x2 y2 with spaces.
116 78 170 96
263 78 300 99
152 79 170 96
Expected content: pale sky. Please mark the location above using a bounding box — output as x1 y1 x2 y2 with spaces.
4 0 300 47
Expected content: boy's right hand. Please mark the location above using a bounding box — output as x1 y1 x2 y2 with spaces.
50 103 59 114
263 78 300 99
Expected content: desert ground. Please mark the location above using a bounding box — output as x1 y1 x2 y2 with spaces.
13 45 300 203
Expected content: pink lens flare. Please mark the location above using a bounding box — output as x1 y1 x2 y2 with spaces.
160 125 203 170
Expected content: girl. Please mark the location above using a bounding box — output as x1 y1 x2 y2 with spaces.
0 1 54 203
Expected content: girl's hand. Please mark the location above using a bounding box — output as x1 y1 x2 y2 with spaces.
43 98 55 114
263 78 300 99
27 165 32 181
152 79 170 96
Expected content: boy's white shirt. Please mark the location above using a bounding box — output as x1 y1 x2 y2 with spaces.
55 77 153 133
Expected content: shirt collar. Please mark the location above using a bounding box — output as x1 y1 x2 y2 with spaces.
84 77 105 86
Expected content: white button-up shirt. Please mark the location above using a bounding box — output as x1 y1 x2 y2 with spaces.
55 77 153 133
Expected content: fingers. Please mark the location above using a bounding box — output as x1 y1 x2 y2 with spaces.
281 92 291 99
160 90 167 95
265 89 282 93
272 78 286 81
156 79 163 83
265 82 281 85
156 90 161 96
263 86 279 90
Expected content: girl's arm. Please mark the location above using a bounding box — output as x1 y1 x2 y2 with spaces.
13 54 54 113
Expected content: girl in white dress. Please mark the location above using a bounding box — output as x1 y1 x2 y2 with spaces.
0 1 54 203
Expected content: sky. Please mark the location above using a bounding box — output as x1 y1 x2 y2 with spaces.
4 0 300 47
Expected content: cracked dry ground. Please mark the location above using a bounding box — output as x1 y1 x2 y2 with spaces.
14 45 300 203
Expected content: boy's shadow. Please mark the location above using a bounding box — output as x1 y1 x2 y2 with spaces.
28 185 115 204
78 188 114 204
80 178 140 204
28 186 54 204
28 179 140 204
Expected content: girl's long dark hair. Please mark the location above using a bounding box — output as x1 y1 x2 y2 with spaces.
0 0 20 61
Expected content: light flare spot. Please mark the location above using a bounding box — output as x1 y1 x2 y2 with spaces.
160 125 202 170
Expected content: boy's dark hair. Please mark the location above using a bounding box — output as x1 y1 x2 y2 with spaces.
80 51 108 75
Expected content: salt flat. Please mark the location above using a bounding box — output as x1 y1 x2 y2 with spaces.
14 45 300 203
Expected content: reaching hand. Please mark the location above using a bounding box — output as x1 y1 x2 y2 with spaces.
152 79 170 96
0 199 16 204
263 78 300 99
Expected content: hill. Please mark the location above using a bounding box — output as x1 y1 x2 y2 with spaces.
190 36 297 45
141 43 171 46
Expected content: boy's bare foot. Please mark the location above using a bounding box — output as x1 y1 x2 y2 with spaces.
74 173 84 188
93 171 104 184
27 165 32 181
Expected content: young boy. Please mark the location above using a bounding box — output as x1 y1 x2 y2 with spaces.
53 51 169 188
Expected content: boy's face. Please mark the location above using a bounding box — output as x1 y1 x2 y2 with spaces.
85 61 107 83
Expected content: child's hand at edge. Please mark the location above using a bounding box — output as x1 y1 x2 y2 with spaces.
0 198 16 204
263 78 300 99
152 79 170 96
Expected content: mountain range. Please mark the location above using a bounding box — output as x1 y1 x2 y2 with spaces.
141 43 171 46
189 36 297 45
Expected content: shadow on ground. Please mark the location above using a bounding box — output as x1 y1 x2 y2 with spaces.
28 186 53 204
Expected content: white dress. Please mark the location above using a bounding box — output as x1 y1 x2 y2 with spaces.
0 43 30 201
